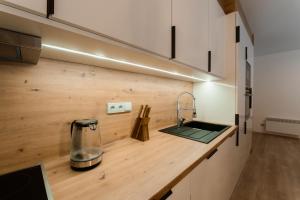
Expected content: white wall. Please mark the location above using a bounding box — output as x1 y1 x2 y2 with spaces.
253 49 300 132
193 82 236 125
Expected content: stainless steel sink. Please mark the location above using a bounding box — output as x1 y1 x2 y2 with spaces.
159 121 230 144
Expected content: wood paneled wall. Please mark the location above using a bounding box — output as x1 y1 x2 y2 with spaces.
0 58 192 173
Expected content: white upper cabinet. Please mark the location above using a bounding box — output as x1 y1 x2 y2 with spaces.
190 135 241 200
51 0 171 58
1 0 47 15
172 0 209 71
1 0 228 77
209 0 226 77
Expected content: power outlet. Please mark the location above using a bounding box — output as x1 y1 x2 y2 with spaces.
107 102 132 114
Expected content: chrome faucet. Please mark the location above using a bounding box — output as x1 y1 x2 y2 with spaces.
177 92 197 128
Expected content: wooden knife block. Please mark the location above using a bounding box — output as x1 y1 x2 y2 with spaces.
131 117 150 142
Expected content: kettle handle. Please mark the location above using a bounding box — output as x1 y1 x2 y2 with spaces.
70 120 76 137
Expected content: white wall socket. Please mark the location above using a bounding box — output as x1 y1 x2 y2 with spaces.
107 102 132 114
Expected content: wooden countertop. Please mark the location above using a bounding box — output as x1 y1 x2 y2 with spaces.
45 123 237 200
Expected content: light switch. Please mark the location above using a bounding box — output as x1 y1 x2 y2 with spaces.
107 102 132 114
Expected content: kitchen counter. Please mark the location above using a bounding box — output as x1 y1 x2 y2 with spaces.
45 123 237 200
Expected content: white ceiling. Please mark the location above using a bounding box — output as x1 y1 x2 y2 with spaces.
239 0 300 56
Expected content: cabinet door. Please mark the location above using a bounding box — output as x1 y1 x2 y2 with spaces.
167 174 190 200
190 156 210 200
220 133 242 200
191 147 224 200
209 0 226 77
172 0 209 71
51 0 171 58
0 0 46 15
191 137 238 200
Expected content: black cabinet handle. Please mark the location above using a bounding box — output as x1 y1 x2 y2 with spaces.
206 148 218 159
249 88 252 109
47 0 54 18
236 26 240 43
171 26 176 59
235 114 240 146
236 131 239 147
160 190 173 200
208 51 212 72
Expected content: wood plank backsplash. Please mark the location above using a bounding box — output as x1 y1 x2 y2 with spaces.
0 58 192 173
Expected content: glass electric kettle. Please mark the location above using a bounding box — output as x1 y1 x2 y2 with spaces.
70 119 103 170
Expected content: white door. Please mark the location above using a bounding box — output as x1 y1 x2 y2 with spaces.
172 0 209 71
0 0 46 15
51 0 171 58
209 0 226 77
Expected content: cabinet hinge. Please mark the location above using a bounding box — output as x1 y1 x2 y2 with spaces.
236 26 240 43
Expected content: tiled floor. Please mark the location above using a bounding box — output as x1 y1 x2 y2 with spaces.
230 133 300 200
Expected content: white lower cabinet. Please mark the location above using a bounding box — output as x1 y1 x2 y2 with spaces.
190 136 236 200
167 174 191 200
237 130 252 177
166 132 248 200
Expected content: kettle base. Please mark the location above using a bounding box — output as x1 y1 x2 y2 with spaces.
70 155 102 171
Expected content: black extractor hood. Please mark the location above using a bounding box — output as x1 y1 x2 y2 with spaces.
0 28 41 64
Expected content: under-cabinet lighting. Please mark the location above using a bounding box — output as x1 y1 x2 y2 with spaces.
203 81 236 88
42 44 208 82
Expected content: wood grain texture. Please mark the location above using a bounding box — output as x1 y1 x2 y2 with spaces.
44 125 237 200
230 133 300 200
218 0 236 14
0 58 192 173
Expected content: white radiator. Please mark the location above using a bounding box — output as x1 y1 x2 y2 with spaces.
265 117 300 138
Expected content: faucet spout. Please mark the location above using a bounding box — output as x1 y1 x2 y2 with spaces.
177 92 197 128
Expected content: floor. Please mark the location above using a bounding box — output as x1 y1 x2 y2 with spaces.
230 133 300 200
